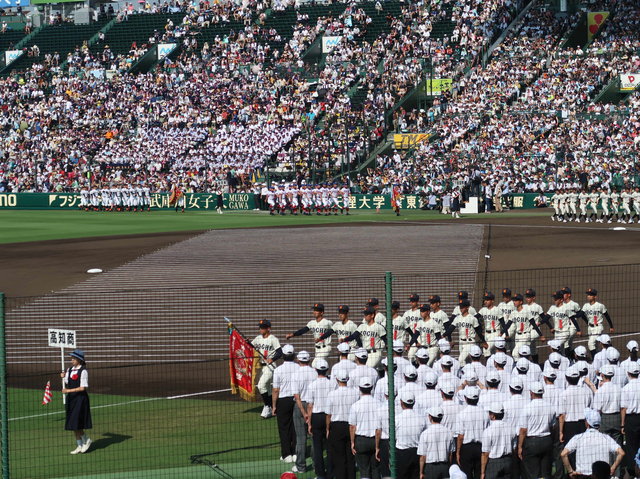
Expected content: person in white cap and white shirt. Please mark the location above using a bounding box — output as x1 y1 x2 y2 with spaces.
604 348 629 389
593 334 613 374
374 357 395 404
418 406 455 479
467 345 488 386
415 348 435 385
332 342 357 387
416 371 442 416
456 386 489 479
542 370 562 410
272 344 300 463
375 379 396 479
292 350 318 473
481 402 516 479
395 390 427 479
410 303 444 366
561 409 625 478
349 376 382 479
514 359 535 395
544 353 568 391
307 358 336 479
348 348 378 394
544 340 570 373
486 337 514 373
399 365 426 398
491 353 512 394
573 347 596 383
456 367 481 406
516 346 542 382
621 340 639 373
517 381 556 479
593 364 623 473
327 369 359 479
621 361 640 477
433 340 461 378
392 340 412 383
503 377 527 479
479 371 509 409
437 355 462 393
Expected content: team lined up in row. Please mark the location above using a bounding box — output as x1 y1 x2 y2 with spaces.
550 186 640 223
267 335 640 479
266 183 351 216
79 185 153 212
277 287 613 372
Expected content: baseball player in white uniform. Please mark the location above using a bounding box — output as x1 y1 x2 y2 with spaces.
496 289 516 353
286 303 333 368
444 299 488 364
582 288 614 360
610 188 620 222
143 184 151 211
428 295 449 329
330 183 340 214
251 319 283 419
577 189 590 223
540 291 581 357
502 294 545 360
317 305 358 361
524 289 545 364
366 298 386 325
550 190 561 221
409 303 444 366
80 187 89 210
403 294 422 363
340 182 351 215
621 187 632 223
476 292 504 358
343 306 387 369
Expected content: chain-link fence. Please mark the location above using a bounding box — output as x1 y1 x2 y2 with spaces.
1 264 639 478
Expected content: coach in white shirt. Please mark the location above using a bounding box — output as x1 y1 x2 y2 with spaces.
561 409 624 477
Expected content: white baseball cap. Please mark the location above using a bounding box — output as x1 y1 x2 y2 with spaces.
315 359 329 371
282 344 295 355
585 408 601 427
494 352 508 366
574 346 588 358
543 369 557 380
424 371 438 386
530 382 544 395
462 365 478 382
487 402 504 414
519 345 531 356
627 340 639 352
427 406 444 418
297 350 311 362
565 367 580 379
606 348 620 361
359 377 374 388
337 342 351 354
628 362 640 375
335 369 349 382
516 358 530 372
486 370 500 384
354 348 368 359
548 339 562 350
601 364 615 377
599 334 612 345
464 386 480 400
469 345 482 358
392 340 404 353
381 357 389 367
399 389 415 405
549 352 562 366
440 382 456 395
510 376 524 391
404 365 418 379
441 355 453 366
438 339 451 353
493 336 506 349
415 348 429 359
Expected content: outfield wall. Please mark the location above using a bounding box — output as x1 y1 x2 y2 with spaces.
0 193 549 210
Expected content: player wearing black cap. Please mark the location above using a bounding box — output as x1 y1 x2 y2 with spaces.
524 289 545 364
449 291 478 322
343 307 387 369
540 291 582 360
561 287 587 361
444 299 488 364
476 292 504 358
318 305 358 360
391 301 413 345
367 298 386 326
251 319 283 419
404 294 422 364
286 303 333 367
501 294 546 361
409 303 444 367
429 295 449 329
497 289 516 353
582 288 614 360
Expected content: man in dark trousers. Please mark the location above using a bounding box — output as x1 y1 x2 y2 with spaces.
272 344 300 463
307 359 335 479
327 369 360 479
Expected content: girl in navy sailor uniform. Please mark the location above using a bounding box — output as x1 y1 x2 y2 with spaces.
61 349 92 455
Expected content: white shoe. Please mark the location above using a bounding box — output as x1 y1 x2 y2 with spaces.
292 465 304 473
260 405 268 418
629 220 634 224
263 406 273 419
551 216 555 221
607 220 612 223
81 438 92 453
70 446 82 455
283 455 295 463
563 219 567 223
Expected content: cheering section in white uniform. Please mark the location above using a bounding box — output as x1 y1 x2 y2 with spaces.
408 303 444 367
582 288 614 359
286 303 333 368
317 305 358 362
443 299 488 365
501 294 546 361
250 319 283 419
342 306 387 369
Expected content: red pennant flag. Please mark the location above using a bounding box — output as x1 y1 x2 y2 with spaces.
229 329 258 402
43 381 52 405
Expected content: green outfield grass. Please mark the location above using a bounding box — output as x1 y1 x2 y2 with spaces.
9 388 293 479
0 209 550 244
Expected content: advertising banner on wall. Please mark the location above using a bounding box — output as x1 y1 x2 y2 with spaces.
322 36 342 53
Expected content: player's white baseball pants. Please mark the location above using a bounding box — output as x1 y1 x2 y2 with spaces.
407 346 418 364
458 339 475 364
512 332 532 360
257 363 275 395
426 346 439 367
366 350 382 369
588 324 604 351
570 204 577 215
580 205 587 216
312 345 330 368
483 331 500 358
590 203 598 215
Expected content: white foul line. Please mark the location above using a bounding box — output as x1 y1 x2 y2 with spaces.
9 388 232 422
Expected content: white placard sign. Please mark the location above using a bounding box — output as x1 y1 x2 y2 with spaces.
48 329 76 348
48 328 76 404
322 36 342 53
